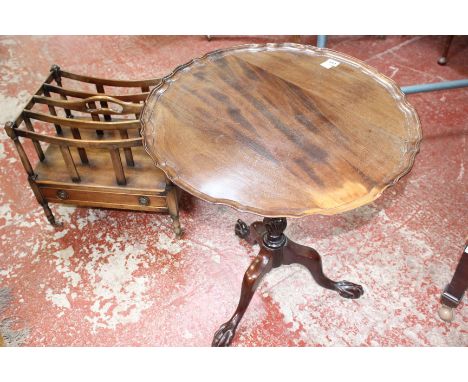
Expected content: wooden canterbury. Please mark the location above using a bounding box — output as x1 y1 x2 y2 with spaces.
5 65 182 236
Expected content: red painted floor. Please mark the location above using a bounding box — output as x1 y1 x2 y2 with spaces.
0 35 466 346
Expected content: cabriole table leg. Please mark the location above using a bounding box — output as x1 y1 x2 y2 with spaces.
212 217 363 346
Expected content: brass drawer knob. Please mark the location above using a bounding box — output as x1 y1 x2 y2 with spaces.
138 196 150 206
56 190 69 200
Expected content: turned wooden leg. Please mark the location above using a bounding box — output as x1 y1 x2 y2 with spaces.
170 215 182 237
283 240 364 299
166 184 182 237
41 202 61 227
438 243 468 322
26 176 61 227
212 248 274 347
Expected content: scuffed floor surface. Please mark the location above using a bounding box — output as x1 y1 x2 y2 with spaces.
0 35 466 346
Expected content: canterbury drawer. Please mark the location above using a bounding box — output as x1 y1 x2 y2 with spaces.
40 186 167 210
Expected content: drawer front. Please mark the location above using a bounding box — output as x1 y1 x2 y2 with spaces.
40 186 167 211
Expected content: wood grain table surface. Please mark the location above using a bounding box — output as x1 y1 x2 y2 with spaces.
142 43 422 217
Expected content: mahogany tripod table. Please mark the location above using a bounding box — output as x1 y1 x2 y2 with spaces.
141 43 422 346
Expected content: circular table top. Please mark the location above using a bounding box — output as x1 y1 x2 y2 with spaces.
142 43 422 217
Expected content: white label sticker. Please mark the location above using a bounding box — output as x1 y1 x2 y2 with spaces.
320 59 340 69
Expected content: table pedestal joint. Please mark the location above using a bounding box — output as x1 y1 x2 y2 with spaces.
212 217 364 347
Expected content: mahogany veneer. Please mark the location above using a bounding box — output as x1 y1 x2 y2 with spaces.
142 43 421 217
142 43 422 346
5 66 182 236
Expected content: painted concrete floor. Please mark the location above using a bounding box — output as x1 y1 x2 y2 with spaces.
0 35 466 346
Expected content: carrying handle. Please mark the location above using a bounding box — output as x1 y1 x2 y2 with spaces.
33 95 143 115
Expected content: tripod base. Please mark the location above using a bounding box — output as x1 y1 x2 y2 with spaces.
212 217 363 347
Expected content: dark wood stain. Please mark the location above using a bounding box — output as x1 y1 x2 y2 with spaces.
6 65 183 236
236 58 260 81
207 88 231 104
226 107 259 136
292 157 325 187
192 71 206 80
225 123 279 164
212 216 364 346
142 43 421 217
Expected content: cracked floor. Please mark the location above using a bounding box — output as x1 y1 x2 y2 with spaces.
0 35 466 346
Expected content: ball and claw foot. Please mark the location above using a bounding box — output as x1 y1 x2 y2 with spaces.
335 281 364 299
437 57 447 65
438 304 454 322
234 219 250 239
212 321 237 347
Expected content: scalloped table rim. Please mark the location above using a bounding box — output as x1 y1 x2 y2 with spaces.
141 43 422 218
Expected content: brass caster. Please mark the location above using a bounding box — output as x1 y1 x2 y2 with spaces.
437 57 447 65
174 228 184 239
438 304 454 322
